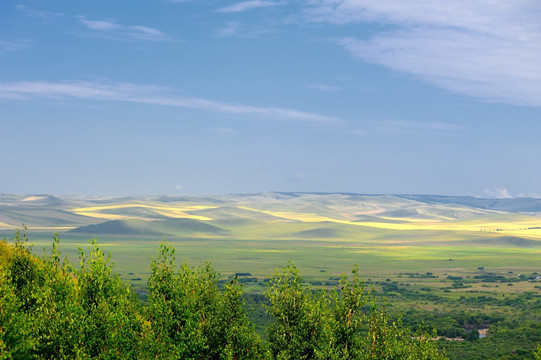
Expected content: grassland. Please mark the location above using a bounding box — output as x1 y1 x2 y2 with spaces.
2 193 541 358
1 192 540 292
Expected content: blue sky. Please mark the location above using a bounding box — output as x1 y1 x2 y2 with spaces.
1 0 540 197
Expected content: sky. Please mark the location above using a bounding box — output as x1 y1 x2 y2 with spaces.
1 0 541 197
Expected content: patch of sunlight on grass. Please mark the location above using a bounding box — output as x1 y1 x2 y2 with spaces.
72 204 216 221
73 212 149 221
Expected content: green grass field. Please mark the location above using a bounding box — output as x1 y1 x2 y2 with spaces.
1 192 540 294
9 230 539 298
2 193 541 359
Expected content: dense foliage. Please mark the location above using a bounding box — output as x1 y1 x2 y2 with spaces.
0 230 535 359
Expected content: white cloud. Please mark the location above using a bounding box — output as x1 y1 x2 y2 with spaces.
518 192 541 199
78 18 171 41
302 0 541 106
16 5 65 19
217 1 281 13
482 187 513 199
80 20 120 31
216 21 276 38
216 22 243 37
174 185 184 190
131 26 163 36
18 4 173 42
0 80 339 124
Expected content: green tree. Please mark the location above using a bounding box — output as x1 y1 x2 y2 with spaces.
266 262 328 359
76 238 145 359
324 265 369 359
0 232 451 360
147 242 264 359
266 262 447 360
534 344 541 360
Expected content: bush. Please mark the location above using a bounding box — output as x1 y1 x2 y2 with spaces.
0 231 448 359
266 263 447 359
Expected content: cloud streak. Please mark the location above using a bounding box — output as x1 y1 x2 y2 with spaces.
16 5 65 19
378 120 463 133
217 1 281 13
306 83 340 92
17 5 174 42
302 0 541 107
0 39 31 51
0 80 339 124
78 18 174 42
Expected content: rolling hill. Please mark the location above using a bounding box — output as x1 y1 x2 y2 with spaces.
1 192 540 244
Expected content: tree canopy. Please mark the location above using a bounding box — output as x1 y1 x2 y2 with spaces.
0 229 463 359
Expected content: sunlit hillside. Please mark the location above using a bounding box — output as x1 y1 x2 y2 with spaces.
2 193 541 241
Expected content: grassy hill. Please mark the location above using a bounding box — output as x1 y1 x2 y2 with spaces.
2 192 541 242
2 193 540 360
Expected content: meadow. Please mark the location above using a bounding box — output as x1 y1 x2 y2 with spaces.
1 192 540 294
2 193 541 358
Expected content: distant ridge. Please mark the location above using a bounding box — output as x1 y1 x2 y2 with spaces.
68 218 228 236
1 193 540 245
397 195 541 213
68 220 162 236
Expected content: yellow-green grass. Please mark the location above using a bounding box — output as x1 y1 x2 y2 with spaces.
18 229 541 296
71 203 217 221
68 204 541 240
2 193 540 300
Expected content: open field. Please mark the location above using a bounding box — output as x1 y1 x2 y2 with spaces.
2 193 541 359
1 192 540 292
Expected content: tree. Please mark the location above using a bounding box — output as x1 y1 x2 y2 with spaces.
147 241 264 359
266 262 447 359
76 238 145 359
1 232 450 359
266 261 328 359
465 329 480 342
534 344 541 360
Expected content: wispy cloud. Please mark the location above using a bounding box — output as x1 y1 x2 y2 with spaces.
80 19 120 31
17 5 173 42
78 18 174 42
302 1 541 107
0 80 339 124
306 83 340 92
217 1 281 13
0 39 31 51
216 22 244 37
16 5 65 19
478 188 539 199
518 192 541 199
378 120 463 134
208 126 235 133
216 21 275 38
482 187 513 199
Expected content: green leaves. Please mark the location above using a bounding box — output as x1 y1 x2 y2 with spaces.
534 344 541 360
146 241 264 359
0 232 448 359
265 262 447 360
266 262 326 359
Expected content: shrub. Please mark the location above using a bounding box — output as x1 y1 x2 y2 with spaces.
0 231 448 359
